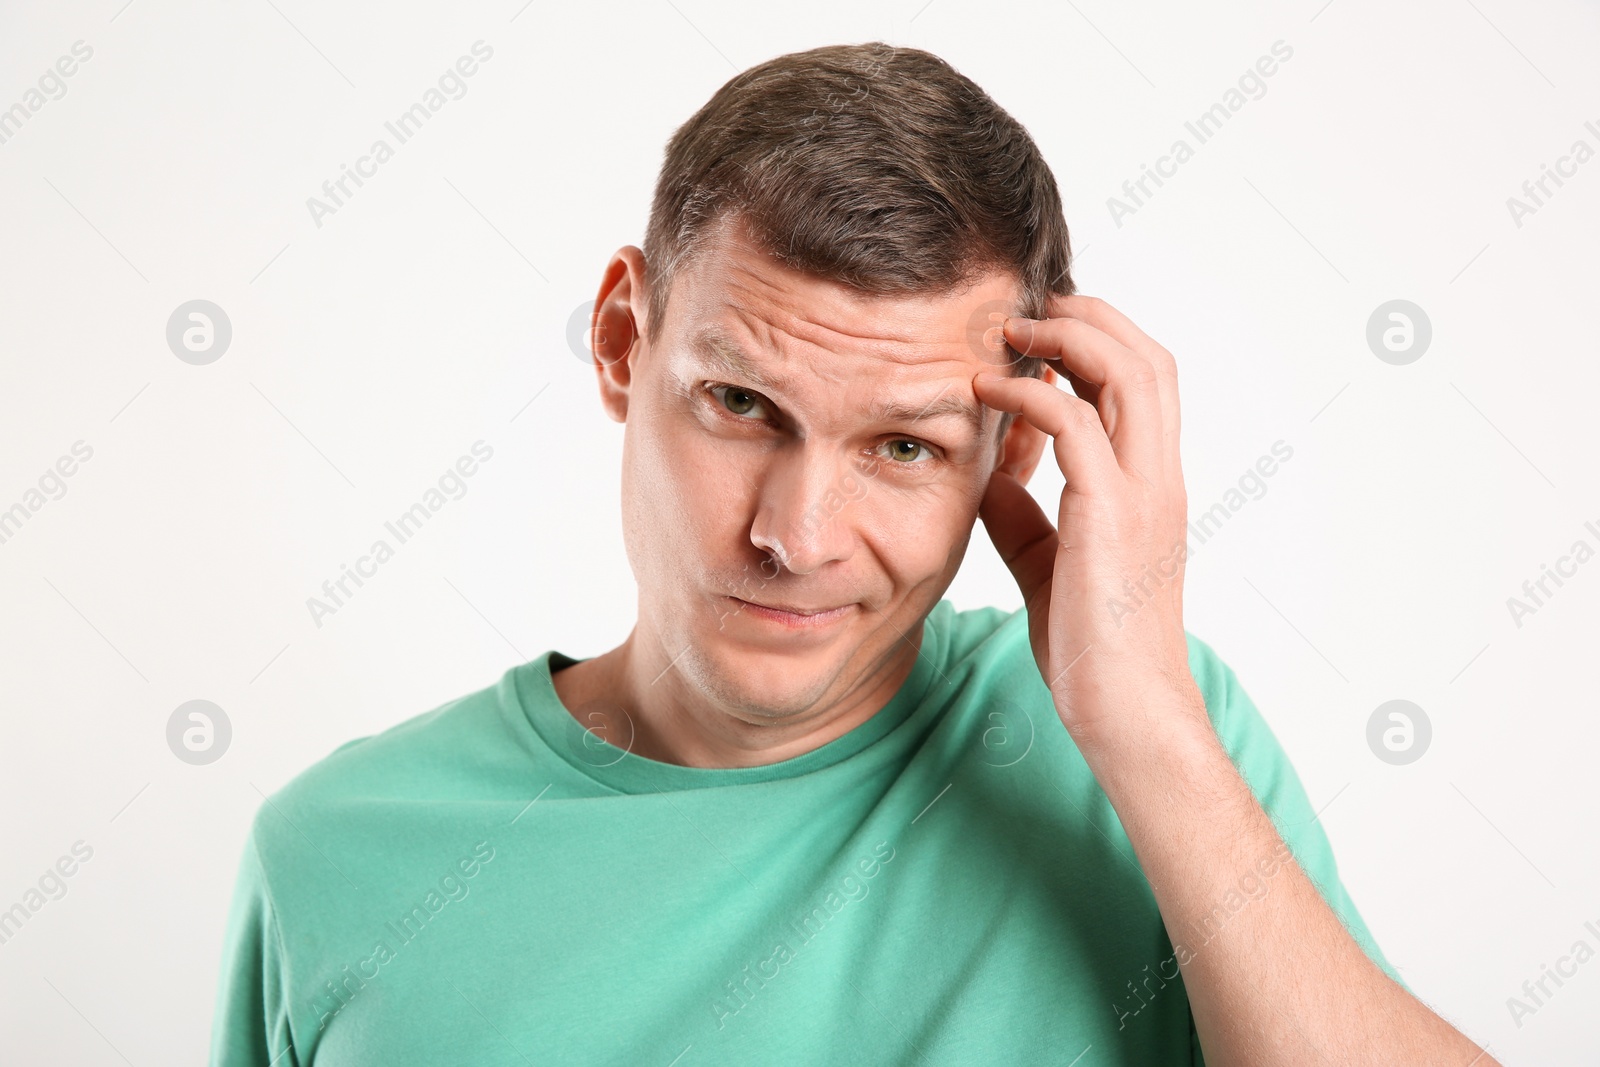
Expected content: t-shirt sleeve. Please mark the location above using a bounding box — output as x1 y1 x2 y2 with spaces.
1190 633 1401 979
1183 634 1412 1067
209 823 299 1067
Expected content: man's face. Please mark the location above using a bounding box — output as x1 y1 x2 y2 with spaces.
595 217 1042 726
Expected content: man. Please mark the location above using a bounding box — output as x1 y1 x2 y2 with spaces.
210 42 1495 1065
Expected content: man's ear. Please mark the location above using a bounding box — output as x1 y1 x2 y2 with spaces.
591 245 651 423
995 364 1057 486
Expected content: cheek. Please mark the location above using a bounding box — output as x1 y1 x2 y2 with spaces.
624 411 746 556
856 481 976 567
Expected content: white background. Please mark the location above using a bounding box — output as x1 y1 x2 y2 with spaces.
1 0 1597 1062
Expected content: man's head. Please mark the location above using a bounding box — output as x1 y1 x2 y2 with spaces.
588 42 1075 726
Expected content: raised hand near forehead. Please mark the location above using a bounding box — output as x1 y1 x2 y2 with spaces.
972 295 1200 745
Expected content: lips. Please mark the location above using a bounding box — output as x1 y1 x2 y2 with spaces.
744 600 844 616
725 596 856 627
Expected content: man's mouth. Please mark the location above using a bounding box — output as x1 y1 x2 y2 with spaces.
725 596 855 627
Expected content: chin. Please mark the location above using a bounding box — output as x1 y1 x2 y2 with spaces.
683 634 836 720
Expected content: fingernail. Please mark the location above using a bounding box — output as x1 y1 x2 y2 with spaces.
974 372 1005 383
1004 316 1034 330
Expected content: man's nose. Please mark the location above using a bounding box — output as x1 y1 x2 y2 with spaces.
747 449 863 576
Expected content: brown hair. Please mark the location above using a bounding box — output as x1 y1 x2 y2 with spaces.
643 40 1075 394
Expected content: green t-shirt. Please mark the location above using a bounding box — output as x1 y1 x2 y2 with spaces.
209 599 1403 1066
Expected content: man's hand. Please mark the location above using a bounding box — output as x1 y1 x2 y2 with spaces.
970 294 1498 1066
971 294 1201 748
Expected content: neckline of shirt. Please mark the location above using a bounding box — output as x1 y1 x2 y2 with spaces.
506 601 952 794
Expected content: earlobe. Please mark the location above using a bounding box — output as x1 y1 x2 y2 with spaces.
999 423 1048 487
592 246 650 423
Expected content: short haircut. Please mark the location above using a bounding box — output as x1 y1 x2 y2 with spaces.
642 41 1077 392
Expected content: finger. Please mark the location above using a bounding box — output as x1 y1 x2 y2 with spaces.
1060 366 1100 408
977 467 1057 610
1046 295 1181 486
1035 362 1099 409
1002 315 1163 485
972 371 1119 501
1046 294 1168 367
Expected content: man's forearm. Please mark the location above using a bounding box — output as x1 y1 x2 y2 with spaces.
1072 674 1495 1067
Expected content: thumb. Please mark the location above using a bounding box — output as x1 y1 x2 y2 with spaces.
978 468 1058 609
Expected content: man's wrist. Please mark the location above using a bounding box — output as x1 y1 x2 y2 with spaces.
1064 671 1245 830
1064 668 1215 767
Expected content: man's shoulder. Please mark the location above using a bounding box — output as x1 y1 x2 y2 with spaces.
936 599 1245 722
249 665 525 839
1178 630 1287 759
1182 629 1245 725
935 599 1026 669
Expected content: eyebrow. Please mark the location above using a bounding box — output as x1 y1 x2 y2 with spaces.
690 329 990 442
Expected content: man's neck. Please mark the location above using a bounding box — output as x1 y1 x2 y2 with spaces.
548 626 922 770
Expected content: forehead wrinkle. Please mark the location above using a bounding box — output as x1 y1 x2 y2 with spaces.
719 252 927 350
718 275 944 384
691 325 794 392
691 319 857 398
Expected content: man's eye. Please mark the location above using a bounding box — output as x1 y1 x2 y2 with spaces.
879 440 935 465
709 384 768 420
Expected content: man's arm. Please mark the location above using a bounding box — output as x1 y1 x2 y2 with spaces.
1083 670 1472 1064
971 295 1493 1066
209 822 298 1067
1186 632 1418 1000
